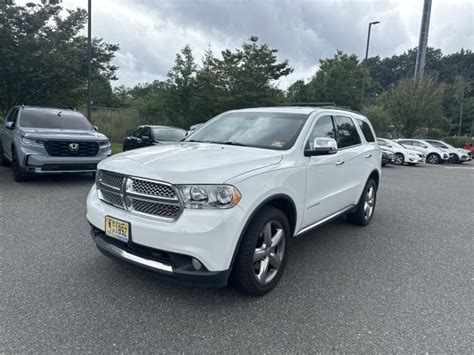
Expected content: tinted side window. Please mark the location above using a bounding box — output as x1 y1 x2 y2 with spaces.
143 127 152 138
356 119 375 142
306 116 336 149
334 116 361 149
399 140 412 146
133 128 143 138
7 108 19 123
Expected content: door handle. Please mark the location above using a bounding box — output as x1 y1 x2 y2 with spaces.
365 153 372 158
336 160 345 166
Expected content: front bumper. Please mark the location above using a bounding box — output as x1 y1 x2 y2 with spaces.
17 143 111 173
90 226 230 288
87 184 246 273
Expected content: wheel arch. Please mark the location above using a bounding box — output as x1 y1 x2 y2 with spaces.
229 193 297 270
368 169 380 189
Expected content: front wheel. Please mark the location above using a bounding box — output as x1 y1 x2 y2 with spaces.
426 153 440 164
346 178 377 226
11 149 27 182
230 206 290 296
449 154 459 163
393 153 404 165
0 149 9 167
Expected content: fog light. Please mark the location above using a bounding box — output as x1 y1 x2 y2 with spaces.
191 258 202 270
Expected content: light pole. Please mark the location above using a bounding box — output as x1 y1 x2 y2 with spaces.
360 20 380 108
87 0 92 121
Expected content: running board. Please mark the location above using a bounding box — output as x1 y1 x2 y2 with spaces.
295 205 355 236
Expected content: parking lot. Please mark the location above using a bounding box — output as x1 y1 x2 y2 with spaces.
1 162 473 352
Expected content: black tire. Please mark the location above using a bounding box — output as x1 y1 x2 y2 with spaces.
230 206 291 296
426 153 440 164
393 153 404 165
449 154 459 163
11 148 27 182
346 178 377 226
0 148 9 167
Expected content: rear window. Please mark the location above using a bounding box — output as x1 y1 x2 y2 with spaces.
19 110 93 130
356 119 375 142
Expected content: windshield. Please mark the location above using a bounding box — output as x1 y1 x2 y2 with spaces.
426 141 446 149
19 109 93 130
388 140 408 150
185 111 309 150
153 128 186 141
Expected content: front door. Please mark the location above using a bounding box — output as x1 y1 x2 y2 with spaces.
303 115 349 227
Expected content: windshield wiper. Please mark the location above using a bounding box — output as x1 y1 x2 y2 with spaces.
185 140 247 146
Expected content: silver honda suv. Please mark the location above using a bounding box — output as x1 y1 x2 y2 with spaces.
0 106 111 182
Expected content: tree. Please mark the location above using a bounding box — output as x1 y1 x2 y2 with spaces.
285 80 311 103
165 44 197 128
213 36 292 110
361 104 392 137
192 47 225 121
384 77 445 138
307 51 365 110
0 1 118 114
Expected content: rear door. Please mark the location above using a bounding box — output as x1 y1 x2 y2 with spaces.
333 115 366 205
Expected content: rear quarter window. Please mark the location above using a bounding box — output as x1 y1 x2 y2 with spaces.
356 119 376 142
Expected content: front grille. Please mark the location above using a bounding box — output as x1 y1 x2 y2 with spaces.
100 190 123 207
101 171 125 189
131 179 176 198
132 199 180 218
45 141 99 157
97 170 182 221
40 163 97 171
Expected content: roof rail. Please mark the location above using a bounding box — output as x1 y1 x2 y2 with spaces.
278 102 336 107
59 106 77 111
278 102 362 115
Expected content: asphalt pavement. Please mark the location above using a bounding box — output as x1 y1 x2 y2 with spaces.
1 162 473 352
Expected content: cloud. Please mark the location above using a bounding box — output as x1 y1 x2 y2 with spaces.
15 0 474 88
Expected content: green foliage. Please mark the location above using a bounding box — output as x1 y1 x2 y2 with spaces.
285 80 311 103
0 0 118 114
361 104 392 137
384 77 444 138
307 51 365 110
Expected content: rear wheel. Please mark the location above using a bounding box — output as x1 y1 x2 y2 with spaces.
347 178 377 226
231 206 290 296
393 153 404 165
426 153 440 164
11 148 27 182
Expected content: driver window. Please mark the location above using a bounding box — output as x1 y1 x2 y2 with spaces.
306 116 336 150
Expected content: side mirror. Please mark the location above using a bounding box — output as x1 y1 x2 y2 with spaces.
5 122 14 130
422 145 428 149
93 125 99 131
141 135 151 141
304 137 338 157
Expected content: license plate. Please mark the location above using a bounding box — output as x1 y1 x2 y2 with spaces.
105 216 130 243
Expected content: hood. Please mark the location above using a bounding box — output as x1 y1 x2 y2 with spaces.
19 128 108 141
99 142 283 184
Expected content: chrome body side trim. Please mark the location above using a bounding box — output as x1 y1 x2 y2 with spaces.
295 205 355 236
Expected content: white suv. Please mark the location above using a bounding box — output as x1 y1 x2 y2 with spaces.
396 139 449 164
87 106 381 295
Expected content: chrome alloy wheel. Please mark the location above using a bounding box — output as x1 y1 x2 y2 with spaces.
393 153 404 165
253 221 285 285
364 186 375 219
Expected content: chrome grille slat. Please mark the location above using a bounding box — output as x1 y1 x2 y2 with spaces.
97 170 182 221
131 179 176 199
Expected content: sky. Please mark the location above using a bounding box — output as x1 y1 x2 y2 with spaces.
17 0 474 88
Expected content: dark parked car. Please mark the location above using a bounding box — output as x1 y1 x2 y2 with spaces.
122 125 186 151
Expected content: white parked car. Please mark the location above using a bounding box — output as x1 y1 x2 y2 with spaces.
395 139 449 164
424 139 471 163
377 138 424 166
87 106 381 295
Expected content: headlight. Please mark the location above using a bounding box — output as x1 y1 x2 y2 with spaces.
20 136 44 146
177 185 241 209
98 139 110 147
